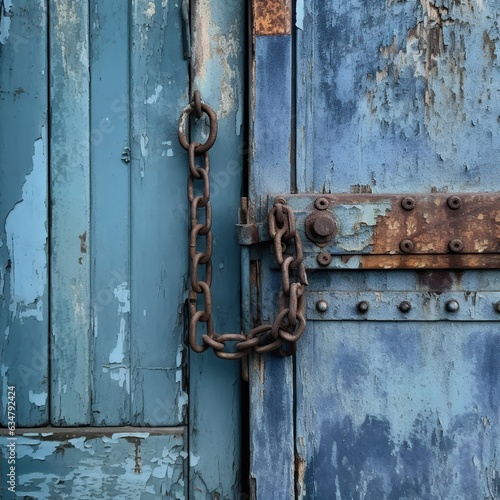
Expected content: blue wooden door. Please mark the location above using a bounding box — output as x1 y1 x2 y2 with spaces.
249 1 500 498
1 1 243 497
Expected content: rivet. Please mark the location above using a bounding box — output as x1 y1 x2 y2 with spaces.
317 251 332 267
399 301 412 313
445 299 460 313
448 239 464 253
400 239 414 253
314 197 329 210
401 197 416 211
316 300 329 313
447 195 462 210
494 302 500 313
357 301 369 313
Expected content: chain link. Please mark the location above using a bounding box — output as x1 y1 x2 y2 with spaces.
178 91 308 359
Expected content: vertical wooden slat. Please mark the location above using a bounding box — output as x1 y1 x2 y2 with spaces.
90 0 131 425
50 0 91 425
0 0 49 426
249 0 295 495
188 0 244 496
130 0 189 426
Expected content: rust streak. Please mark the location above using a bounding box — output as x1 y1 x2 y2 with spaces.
254 0 292 36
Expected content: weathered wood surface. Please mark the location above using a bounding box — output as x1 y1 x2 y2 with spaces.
189 0 245 496
0 0 49 426
249 1 295 496
0 428 186 499
50 0 92 425
90 0 132 425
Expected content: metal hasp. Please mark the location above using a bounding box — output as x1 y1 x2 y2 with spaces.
269 193 500 270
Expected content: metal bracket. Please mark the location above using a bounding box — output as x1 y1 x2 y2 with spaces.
266 192 500 270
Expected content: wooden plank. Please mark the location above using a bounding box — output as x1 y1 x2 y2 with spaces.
0 0 49 426
89 0 131 425
296 1 500 194
50 0 91 425
0 428 186 498
188 0 245 495
129 0 189 426
296 322 500 498
249 21 295 498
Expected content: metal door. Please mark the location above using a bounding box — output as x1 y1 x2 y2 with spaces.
0 1 243 497
249 1 500 498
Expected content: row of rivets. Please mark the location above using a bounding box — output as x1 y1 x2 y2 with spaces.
399 238 465 253
314 300 500 313
401 195 462 211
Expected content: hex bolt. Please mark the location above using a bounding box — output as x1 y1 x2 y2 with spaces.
357 301 369 314
399 301 412 313
445 299 460 313
401 197 416 211
400 239 414 253
494 302 500 313
316 300 329 313
317 251 332 267
448 239 464 253
447 195 462 210
314 197 329 210
312 214 336 237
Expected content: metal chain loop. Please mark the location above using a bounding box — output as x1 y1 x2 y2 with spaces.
178 92 308 359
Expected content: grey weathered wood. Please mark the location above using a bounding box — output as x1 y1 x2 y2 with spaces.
90 0 131 426
0 428 186 499
188 0 245 495
49 0 92 425
129 0 189 426
0 0 49 426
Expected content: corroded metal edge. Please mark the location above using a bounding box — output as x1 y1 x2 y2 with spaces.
253 0 292 36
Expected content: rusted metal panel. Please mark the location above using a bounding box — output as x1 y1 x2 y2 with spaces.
253 0 292 36
268 193 500 269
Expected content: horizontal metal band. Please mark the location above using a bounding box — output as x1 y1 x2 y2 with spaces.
307 290 500 321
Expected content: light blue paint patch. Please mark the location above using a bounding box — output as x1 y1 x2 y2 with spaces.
5 128 47 321
29 390 47 407
0 0 12 44
296 0 304 30
333 202 391 252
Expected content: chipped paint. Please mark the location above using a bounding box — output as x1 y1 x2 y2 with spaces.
0 431 186 497
0 0 13 44
5 128 47 321
145 1 155 17
28 390 47 407
145 84 163 104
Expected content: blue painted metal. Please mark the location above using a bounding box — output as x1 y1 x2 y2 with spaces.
250 0 500 497
0 0 49 426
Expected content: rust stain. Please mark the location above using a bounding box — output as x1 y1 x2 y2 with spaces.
254 0 292 36
360 254 500 270
371 193 500 256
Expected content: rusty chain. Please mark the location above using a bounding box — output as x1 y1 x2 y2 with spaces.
178 91 308 359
